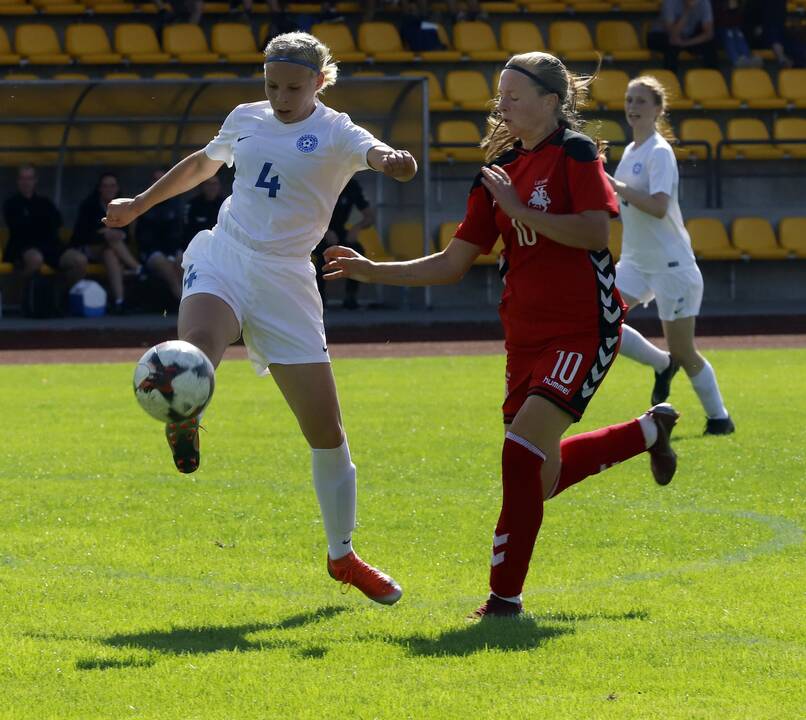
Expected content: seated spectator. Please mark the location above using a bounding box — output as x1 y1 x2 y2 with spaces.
400 2 445 52
713 0 761 67
445 0 484 21
2 165 84 315
135 169 185 303
648 0 719 72
184 175 225 246
71 172 141 315
745 0 805 67
154 0 203 24
4 165 65 280
313 176 374 310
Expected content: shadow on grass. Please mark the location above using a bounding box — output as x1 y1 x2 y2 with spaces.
388 607 648 657
71 605 349 669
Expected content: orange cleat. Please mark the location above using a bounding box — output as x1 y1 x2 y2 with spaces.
327 551 402 606
165 416 201 474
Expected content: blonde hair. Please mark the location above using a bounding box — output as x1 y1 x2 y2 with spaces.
481 51 598 163
627 75 676 142
264 31 338 93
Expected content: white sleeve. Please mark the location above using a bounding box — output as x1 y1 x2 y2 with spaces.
334 113 381 173
204 105 242 168
648 145 676 196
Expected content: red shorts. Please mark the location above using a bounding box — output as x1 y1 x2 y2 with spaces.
503 327 622 424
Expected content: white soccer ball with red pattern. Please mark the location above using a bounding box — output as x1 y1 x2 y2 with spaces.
133 340 215 423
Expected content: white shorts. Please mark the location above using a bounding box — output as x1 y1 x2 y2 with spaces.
181 228 329 374
615 260 704 322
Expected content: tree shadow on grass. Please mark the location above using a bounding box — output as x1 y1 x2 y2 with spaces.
71 605 350 669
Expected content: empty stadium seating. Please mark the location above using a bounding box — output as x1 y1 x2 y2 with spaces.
774 118 806 159
731 218 790 259
549 21 598 61
357 22 414 62
65 24 122 64
310 23 366 63
389 222 426 260
596 21 650 61
445 70 491 111
724 118 782 160
686 218 742 260
731 69 787 110
500 21 545 54
778 218 806 258
15 24 70 64
591 70 630 110
453 21 508 62
436 120 485 163
211 23 264 64
685 69 741 110
114 24 170 63
163 24 219 63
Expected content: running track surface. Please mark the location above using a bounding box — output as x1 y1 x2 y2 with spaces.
1 335 805 364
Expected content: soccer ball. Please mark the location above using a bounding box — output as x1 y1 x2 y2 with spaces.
133 340 215 423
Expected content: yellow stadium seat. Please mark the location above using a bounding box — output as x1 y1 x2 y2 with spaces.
211 23 264 63
31 0 85 14
0 0 36 16
588 119 626 161
609 219 622 261
724 118 782 160
310 23 366 63
15 25 71 64
53 72 89 80
436 120 484 163
731 68 786 109
153 72 190 79
389 222 426 260
445 70 491 111
480 1 519 10
104 72 141 79
0 27 21 64
732 218 789 259
774 117 806 159
83 0 135 11
65 24 122 64
778 68 806 108
115 24 171 63
685 218 742 260
591 70 629 110
357 22 415 62
549 22 598 62
524 0 566 12
400 70 454 111
357 227 393 262
778 218 806 258
500 21 545 54
438 221 461 251
596 21 651 62
164 24 219 63
679 118 722 160
638 68 694 110
684 69 741 109
474 237 504 266
453 21 508 61
419 23 462 62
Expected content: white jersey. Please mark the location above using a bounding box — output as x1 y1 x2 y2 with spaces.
614 132 696 273
204 100 379 258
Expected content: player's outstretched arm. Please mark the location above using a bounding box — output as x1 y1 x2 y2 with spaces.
104 150 224 228
367 146 418 182
323 237 479 287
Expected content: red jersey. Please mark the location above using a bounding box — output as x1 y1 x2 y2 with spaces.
455 127 622 348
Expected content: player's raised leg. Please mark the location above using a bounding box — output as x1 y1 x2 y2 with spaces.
166 293 240 473
663 317 733 434
269 361 402 605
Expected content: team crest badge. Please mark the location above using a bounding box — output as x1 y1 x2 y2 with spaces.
632 162 642 174
296 134 318 153
528 179 551 211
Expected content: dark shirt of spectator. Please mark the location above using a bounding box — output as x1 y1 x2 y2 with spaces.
184 175 225 246
327 177 370 244
2 165 62 267
72 173 122 249
136 169 185 261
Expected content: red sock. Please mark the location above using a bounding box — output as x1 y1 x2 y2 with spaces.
489 433 545 598
548 419 646 500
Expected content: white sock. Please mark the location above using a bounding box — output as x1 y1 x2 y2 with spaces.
491 591 523 604
638 413 658 449
311 438 356 560
689 360 729 419
619 325 670 373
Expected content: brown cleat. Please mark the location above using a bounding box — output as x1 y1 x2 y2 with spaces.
645 403 680 486
165 416 201 474
468 594 524 620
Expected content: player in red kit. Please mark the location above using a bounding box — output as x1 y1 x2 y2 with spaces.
323 52 681 618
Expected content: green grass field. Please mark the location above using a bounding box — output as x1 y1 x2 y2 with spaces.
0 348 804 719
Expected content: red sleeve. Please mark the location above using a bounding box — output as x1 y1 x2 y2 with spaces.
566 154 619 218
453 180 499 255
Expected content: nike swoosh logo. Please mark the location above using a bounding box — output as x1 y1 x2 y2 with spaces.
237 135 252 142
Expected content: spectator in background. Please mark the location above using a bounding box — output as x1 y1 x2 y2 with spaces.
4 166 69 282
313 177 375 310
745 0 805 67
135 168 185 303
713 0 762 67
648 0 718 72
185 174 225 246
400 2 445 52
154 0 203 24
72 172 141 314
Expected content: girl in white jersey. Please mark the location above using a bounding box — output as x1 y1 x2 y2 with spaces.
606 76 734 435
103 32 417 605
